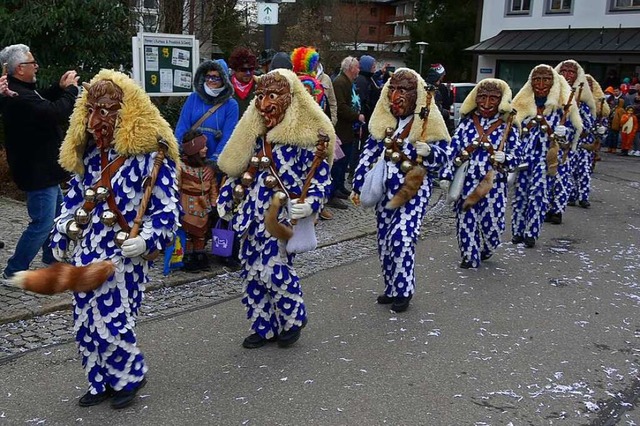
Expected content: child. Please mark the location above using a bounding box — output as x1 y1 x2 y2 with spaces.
620 106 638 156
179 130 218 271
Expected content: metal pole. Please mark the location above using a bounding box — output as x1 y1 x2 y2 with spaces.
419 53 423 76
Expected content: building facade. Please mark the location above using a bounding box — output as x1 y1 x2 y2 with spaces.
468 0 640 91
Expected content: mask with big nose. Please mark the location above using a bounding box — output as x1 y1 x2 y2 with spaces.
387 70 417 118
475 82 502 118
255 72 292 129
84 80 123 148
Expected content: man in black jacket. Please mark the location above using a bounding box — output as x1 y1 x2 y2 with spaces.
0 43 78 279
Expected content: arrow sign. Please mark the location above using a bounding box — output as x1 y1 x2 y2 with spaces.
257 3 279 25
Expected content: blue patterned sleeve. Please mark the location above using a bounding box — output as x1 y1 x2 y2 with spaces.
352 136 383 194
424 138 450 173
505 124 522 170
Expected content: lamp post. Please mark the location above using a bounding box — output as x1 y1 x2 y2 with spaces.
416 41 429 76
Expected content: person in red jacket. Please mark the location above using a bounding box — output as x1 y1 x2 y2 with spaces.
620 106 638 156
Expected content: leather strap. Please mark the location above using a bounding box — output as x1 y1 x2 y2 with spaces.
190 103 223 133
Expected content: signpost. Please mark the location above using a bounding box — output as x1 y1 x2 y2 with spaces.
257 2 279 25
132 32 199 97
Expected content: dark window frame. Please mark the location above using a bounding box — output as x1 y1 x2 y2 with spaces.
506 0 533 16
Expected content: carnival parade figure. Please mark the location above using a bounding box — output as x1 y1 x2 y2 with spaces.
555 59 597 209
216 69 336 349
25 70 180 409
442 79 522 269
350 68 450 312
511 64 581 248
584 74 610 171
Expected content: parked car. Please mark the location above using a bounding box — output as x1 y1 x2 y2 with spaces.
448 83 477 129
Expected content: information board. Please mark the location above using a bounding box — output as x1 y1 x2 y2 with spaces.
132 33 199 97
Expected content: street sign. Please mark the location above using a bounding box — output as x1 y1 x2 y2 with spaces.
257 3 279 25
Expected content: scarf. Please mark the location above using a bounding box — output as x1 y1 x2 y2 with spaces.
231 75 254 100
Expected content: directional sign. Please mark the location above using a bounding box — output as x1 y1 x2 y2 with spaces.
257 3 279 25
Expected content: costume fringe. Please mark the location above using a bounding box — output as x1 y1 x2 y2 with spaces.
462 170 495 211
388 166 426 209
264 195 294 240
9 261 116 295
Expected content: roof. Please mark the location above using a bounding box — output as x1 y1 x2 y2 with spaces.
466 28 640 55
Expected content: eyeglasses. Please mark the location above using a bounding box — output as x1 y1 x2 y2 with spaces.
204 75 222 82
239 67 254 73
19 61 38 66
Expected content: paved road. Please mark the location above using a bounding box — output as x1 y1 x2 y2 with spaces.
0 152 639 425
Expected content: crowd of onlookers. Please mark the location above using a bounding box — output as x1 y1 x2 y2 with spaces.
600 71 640 156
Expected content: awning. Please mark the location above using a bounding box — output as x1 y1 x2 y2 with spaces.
466 28 640 55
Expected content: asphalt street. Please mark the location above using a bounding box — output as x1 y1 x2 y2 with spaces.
0 152 639 425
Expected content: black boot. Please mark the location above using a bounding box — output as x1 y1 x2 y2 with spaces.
194 252 209 271
182 253 198 272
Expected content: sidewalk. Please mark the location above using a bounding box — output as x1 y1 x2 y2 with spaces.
0 192 445 325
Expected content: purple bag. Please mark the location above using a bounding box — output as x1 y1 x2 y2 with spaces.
211 220 234 258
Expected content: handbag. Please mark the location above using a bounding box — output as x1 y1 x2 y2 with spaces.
285 211 317 254
360 151 387 208
447 160 469 204
211 219 234 258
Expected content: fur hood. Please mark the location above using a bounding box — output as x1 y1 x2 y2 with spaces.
368 67 450 143
217 68 336 177
194 59 233 106
459 78 515 123
59 69 179 175
554 59 596 115
512 64 583 145
586 74 611 118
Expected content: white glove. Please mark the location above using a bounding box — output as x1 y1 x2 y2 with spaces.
217 204 232 221
52 246 66 262
121 236 146 258
597 126 606 135
438 180 451 191
415 142 431 157
554 125 567 137
493 151 506 163
290 200 313 220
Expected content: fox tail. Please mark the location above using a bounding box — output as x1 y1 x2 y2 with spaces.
9 261 116 295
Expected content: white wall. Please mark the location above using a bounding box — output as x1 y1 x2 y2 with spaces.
481 0 640 40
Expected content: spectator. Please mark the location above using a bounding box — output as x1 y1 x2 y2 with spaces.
623 83 639 107
330 56 365 210
229 47 258 116
353 55 382 179
269 51 293 71
607 97 625 153
425 63 453 131
0 44 78 280
620 106 638 156
256 48 277 76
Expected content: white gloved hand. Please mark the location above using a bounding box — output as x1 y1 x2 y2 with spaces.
290 200 313 220
217 204 232 221
493 151 506 163
121 236 147 258
597 125 606 135
52 246 66 262
415 141 431 157
554 125 567 137
438 180 451 191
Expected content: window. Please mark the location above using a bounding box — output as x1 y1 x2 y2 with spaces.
546 0 572 13
611 0 640 10
507 0 532 14
370 7 377 17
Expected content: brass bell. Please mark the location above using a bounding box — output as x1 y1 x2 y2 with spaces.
264 175 278 189
66 220 82 240
482 142 492 150
490 154 496 162
461 150 470 159
114 231 129 247
530 119 538 127
259 157 271 169
471 138 480 147
385 127 394 137
385 148 394 158
454 157 463 167
233 184 245 201
274 190 288 203
540 124 549 133
95 186 109 202
522 127 530 136
400 160 413 173
383 137 394 148
535 114 544 122
84 188 96 202
390 151 402 163
250 156 260 168
74 208 90 226
241 172 254 186
100 210 117 226
394 137 404 146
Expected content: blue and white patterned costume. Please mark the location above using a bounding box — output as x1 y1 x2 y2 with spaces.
217 69 336 342
511 65 581 244
351 68 450 302
567 101 596 204
353 117 449 297
217 139 330 339
444 110 521 267
51 70 180 397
